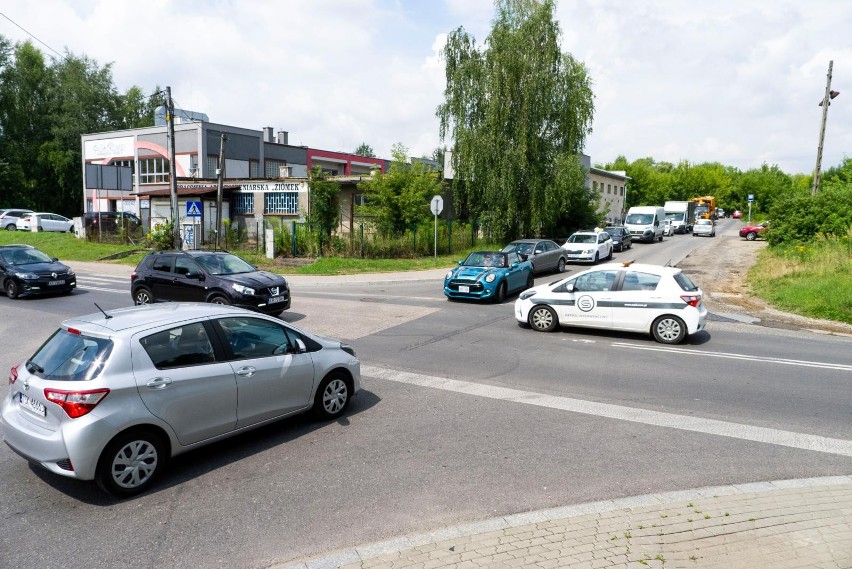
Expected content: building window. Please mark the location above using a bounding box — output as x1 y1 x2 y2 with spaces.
250 161 260 178
264 192 298 214
139 157 170 184
607 184 612 194
353 193 368 206
593 181 598 191
207 155 218 176
265 160 283 179
233 193 254 215
620 186 625 196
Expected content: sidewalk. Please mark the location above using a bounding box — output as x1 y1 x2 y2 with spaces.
279 476 852 569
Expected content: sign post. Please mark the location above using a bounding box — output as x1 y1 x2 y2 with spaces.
747 194 754 224
430 195 444 260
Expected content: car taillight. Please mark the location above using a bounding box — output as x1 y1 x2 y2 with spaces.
681 294 701 307
130 271 137 282
9 364 19 385
44 388 109 419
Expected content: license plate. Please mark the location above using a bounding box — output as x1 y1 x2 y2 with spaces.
459 285 470 293
267 296 285 304
19 393 46 416
48 280 64 286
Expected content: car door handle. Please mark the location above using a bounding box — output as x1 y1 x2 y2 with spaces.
146 377 172 389
236 366 256 377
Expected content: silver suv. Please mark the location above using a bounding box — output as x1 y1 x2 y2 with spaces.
2 303 360 497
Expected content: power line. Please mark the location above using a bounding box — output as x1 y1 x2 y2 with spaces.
0 10 66 61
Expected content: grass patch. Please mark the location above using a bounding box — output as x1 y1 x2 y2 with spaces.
748 235 852 324
0 231 500 276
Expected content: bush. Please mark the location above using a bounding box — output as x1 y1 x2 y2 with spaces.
146 220 175 250
767 184 852 246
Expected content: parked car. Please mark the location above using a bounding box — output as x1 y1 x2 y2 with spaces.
83 211 141 232
604 226 632 252
0 208 34 231
131 250 291 315
692 218 716 237
515 261 707 344
561 230 613 263
739 221 769 241
0 244 76 299
15 212 74 232
501 239 566 274
444 250 534 303
663 219 675 236
731 210 743 219
1 303 360 496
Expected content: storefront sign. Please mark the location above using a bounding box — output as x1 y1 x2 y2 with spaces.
240 182 302 192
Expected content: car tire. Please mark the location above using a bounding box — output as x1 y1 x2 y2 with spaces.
556 258 566 273
5 279 19 299
493 281 507 304
209 294 231 305
526 273 535 291
313 372 351 421
5 223 15 231
528 305 558 332
651 315 687 345
746 231 757 241
593 252 599 264
606 248 613 261
133 287 153 305
95 429 167 498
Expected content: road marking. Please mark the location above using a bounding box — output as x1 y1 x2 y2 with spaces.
361 365 852 458
76 285 128 294
295 290 441 302
611 342 852 371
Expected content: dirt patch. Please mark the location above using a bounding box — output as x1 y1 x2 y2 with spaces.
677 234 852 337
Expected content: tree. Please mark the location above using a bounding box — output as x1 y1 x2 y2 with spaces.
357 143 442 237
437 0 595 241
307 166 341 250
353 142 375 157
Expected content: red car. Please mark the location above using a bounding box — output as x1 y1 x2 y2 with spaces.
731 210 743 219
739 221 769 241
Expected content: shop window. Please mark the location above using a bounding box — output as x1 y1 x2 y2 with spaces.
264 192 298 214
233 193 254 215
139 157 169 184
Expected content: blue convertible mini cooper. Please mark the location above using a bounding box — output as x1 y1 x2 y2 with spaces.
444 251 534 303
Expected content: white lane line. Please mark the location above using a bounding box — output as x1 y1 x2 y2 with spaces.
76 276 128 284
294 290 440 302
76 285 128 294
612 342 852 371
361 365 852 458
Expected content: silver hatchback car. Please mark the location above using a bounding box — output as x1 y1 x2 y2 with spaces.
2 303 360 497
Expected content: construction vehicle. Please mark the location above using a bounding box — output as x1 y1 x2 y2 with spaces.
690 196 717 221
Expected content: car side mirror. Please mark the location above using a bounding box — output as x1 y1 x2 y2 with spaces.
188 272 204 280
457 260 463 265
565 283 575 293
52 257 58 262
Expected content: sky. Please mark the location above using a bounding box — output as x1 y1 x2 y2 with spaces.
1 0 850 175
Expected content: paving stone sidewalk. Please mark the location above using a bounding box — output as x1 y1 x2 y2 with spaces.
279 476 852 569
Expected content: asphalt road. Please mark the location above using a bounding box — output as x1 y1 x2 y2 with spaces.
0 221 849 568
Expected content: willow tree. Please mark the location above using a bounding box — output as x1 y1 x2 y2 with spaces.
437 0 595 240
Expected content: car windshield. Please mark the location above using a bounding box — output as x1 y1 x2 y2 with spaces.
0 248 53 265
604 227 621 236
194 253 256 275
463 252 506 267
625 213 653 224
567 234 595 244
28 329 113 382
502 243 534 254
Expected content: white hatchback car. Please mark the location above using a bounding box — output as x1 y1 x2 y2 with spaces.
692 218 716 237
515 261 707 344
561 230 613 264
16 212 74 232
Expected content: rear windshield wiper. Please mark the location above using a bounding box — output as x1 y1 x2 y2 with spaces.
26 360 44 374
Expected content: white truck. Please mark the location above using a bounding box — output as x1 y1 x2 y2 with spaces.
624 206 666 242
664 201 696 234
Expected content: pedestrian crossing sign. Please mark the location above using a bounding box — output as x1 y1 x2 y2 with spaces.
186 201 202 217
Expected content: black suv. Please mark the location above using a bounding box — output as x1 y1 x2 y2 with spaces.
131 250 291 315
84 211 141 232
0 244 76 298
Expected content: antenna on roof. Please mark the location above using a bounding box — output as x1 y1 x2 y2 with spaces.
94 302 112 319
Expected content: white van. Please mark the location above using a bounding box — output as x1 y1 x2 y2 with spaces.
624 206 666 242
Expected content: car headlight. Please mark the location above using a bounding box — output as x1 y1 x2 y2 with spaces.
445 270 455 279
14 272 39 280
67 269 75 276
519 289 537 300
485 273 496 283
232 283 255 295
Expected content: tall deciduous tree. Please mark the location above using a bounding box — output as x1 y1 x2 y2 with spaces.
353 142 376 157
437 0 595 240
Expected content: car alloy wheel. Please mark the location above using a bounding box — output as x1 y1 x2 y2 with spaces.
133 287 152 305
5 279 19 299
556 258 566 273
209 295 231 305
96 430 166 497
529 305 557 332
652 315 686 344
5 223 15 231
746 232 757 241
314 373 350 420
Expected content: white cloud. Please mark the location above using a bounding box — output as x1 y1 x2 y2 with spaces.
0 0 848 173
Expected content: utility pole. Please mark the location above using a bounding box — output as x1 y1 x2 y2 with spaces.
166 86 180 247
812 61 834 195
215 133 227 250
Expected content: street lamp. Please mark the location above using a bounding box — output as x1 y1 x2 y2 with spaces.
812 61 839 195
